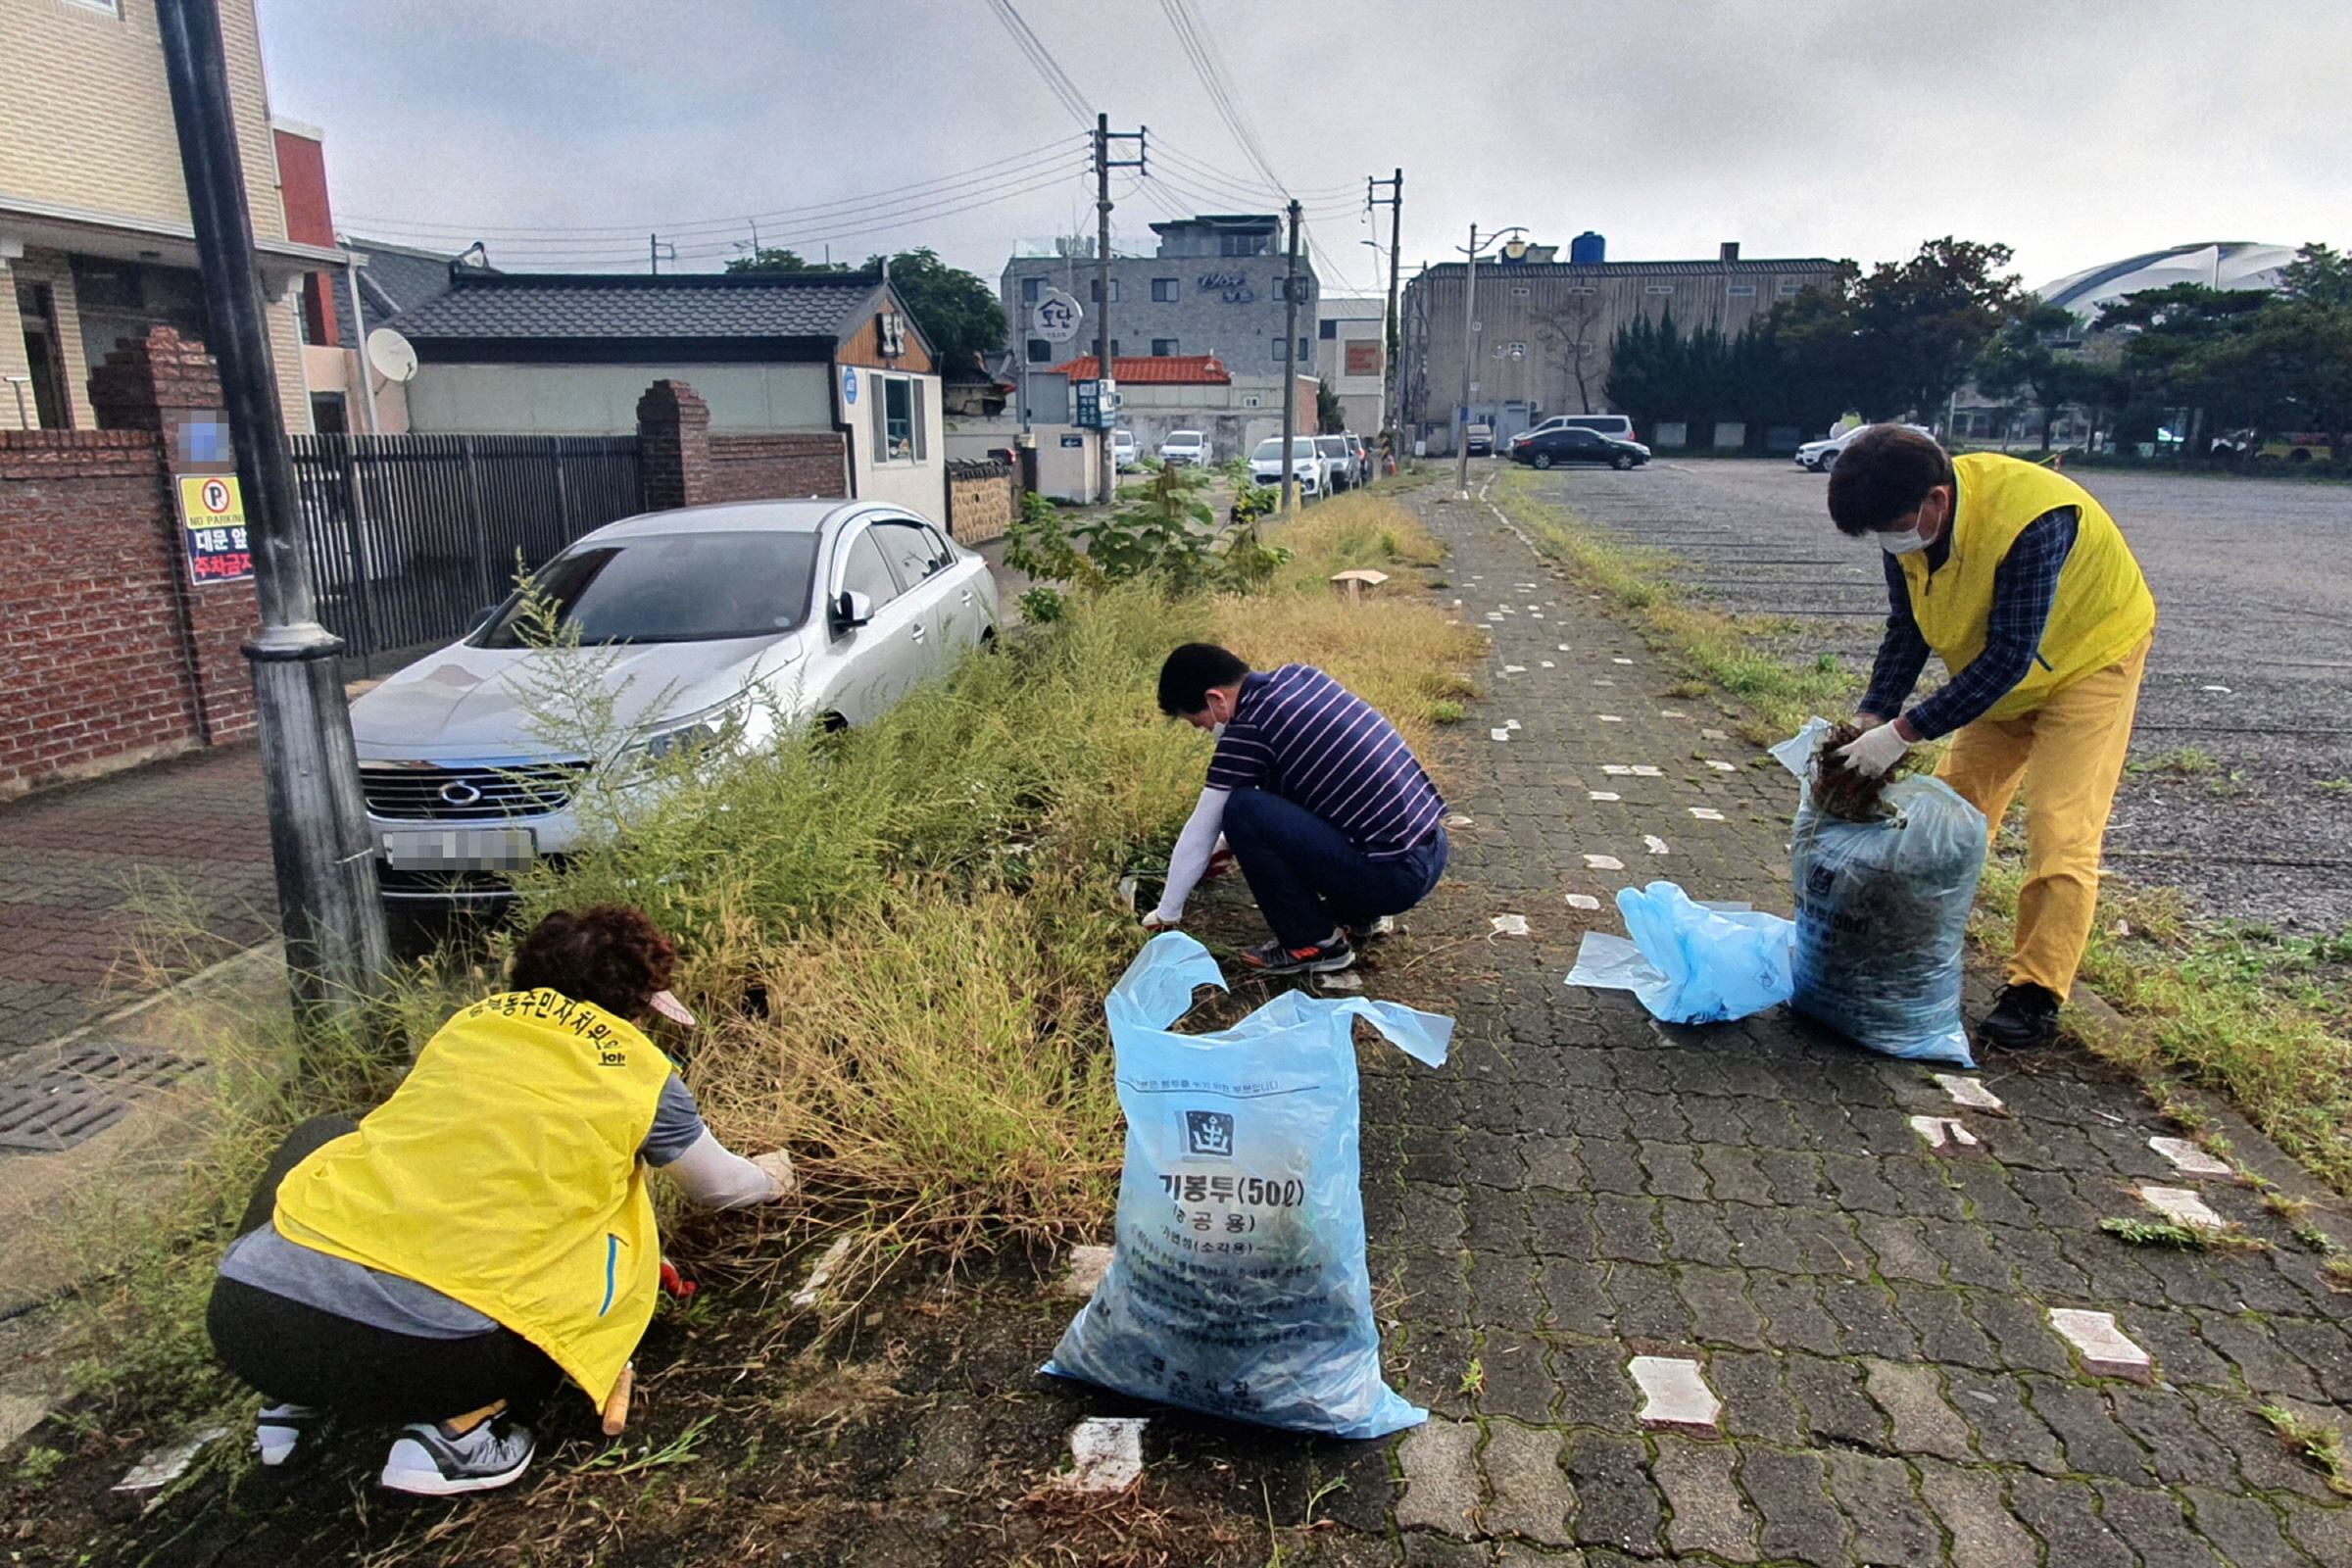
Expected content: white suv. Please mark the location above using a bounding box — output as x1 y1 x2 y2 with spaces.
1158 429 1210 466
1250 436 1327 496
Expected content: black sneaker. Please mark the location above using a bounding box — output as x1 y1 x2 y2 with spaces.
1238 935 1356 976
1978 982 2062 1050
255 1401 333 1468
379 1417 536 1495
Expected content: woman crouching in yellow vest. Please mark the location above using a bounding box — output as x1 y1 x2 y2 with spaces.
1824 425 2156 1052
207 906 795 1495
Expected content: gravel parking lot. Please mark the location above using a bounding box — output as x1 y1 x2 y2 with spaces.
1512 459 2352 931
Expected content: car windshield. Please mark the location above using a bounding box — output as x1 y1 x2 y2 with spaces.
474 529 821 647
1168 431 1201 443
1315 437 1346 456
1253 438 1317 460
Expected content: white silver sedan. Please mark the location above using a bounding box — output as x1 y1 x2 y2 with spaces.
352 499 999 907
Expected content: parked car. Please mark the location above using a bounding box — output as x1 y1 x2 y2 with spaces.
1314 434 1356 491
352 499 1001 909
1112 429 1141 469
1794 422 1936 472
1158 429 1211 466
1509 414 1636 456
1463 422 1494 457
1507 427 1650 470
1250 436 1328 496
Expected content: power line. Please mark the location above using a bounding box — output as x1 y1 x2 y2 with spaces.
1154 0 1286 196
983 0 1094 127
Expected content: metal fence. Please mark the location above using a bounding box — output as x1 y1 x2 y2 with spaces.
288 433 645 675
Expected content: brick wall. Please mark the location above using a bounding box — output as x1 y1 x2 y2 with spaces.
945 460 1015 544
0 431 258 796
709 433 848 502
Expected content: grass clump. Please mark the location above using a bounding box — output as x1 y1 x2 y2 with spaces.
2258 1403 2352 1496
2097 1215 2269 1252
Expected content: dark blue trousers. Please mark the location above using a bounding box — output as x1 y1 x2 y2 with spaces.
1220 787 1448 950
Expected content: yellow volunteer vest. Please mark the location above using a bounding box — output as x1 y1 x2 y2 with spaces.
273 990 670 1404
1899 453 2156 722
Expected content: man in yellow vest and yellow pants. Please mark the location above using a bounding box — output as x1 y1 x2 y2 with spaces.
1825 425 2157 1051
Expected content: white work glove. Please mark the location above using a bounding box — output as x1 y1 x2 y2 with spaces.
1836 719 1912 779
752 1149 798 1200
1140 911 1181 932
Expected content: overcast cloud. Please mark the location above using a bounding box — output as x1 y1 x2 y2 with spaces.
256 0 2352 298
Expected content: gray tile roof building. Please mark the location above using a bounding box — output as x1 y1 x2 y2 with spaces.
329 237 468 345
391 271 894 360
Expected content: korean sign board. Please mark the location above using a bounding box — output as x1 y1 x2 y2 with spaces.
1073 377 1120 430
177 475 253 585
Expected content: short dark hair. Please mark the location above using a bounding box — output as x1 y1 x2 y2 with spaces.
1826 425 1954 535
509 905 676 1021
1157 643 1250 716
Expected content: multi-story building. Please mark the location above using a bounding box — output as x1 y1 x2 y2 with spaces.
1317 295 1387 434
1001 214 1319 379
1 0 335 433
1400 238 1842 452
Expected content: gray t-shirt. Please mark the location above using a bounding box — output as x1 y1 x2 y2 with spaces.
218 1073 707 1339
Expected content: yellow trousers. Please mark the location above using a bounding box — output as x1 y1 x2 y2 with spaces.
1935 633 2152 998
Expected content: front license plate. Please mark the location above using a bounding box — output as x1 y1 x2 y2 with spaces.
380 826 536 870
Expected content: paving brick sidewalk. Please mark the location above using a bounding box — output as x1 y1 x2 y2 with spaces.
1348 478 2352 1565
0 746 273 1067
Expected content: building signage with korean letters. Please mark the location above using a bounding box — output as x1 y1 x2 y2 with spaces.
177 475 253 585
1345 340 1384 377
841 366 859 406
1031 289 1083 343
1197 271 1255 303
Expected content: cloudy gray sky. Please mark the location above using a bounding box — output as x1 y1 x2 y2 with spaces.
257 0 2352 298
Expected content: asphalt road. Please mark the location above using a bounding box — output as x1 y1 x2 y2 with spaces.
1511 458 2352 931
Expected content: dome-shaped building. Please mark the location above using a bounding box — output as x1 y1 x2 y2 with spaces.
2036 241 2298 320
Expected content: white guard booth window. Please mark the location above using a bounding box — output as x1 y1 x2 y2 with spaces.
873 374 927 463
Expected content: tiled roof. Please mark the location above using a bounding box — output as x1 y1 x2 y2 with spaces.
392 271 883 343
1047 354 1231 384
1420 257 1841 278
332 237 467 344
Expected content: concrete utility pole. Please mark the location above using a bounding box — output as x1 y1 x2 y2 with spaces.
1279 199 1302 514
1452 222 1526 500
1091 115 1147 506
1368 170 1403 468
155 0 389 1021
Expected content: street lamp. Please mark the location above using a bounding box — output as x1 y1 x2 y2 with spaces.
1454 224 1528 500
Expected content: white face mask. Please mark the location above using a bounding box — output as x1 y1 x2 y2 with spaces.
1210 721 1228 739
1878 523 1932 556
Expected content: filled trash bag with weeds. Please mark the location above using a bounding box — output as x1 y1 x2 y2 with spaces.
1769 718 1986 1066
1045 932 1450 1439
1564 881 1793 1024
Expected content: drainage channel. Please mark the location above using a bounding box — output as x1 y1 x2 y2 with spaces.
0 1043 206 1154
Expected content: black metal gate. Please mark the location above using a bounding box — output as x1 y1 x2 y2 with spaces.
288 433 644 674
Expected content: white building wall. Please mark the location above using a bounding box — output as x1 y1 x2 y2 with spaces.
407 362 833 435
839 365 948 525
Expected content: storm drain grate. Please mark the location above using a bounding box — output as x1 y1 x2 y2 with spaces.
0 1043 207 1154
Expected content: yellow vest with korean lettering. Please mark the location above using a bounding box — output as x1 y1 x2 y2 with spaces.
1898 453 2156 722
272 991 669 1404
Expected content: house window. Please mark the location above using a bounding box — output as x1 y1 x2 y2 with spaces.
1644 283 1674 295
1027 339 1053 363
1021 277 1042 304
1152 338 1178 356
1568 284 1596 295
1272 338 1289 363
870 373 927 464
1152 277 1179 303
1511 285 1531 297
1089 278 1120 303
58 0 120 13
1318 319 1338 339
1728 284 1757 297
1220 232 1268 258
1778 280 1804 296
1299 337 1311 363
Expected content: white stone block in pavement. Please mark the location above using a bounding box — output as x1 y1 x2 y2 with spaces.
1933 1073 2005 1111
1446 813 1474 827
1602 764 1633 775
1540 660 1555 667
1055 1244 1115 1298
1505 719 1522 730
1492 914 1532 936
115 1426 227 1492
1613 657 1634 664
1630 1354 1723 1434
1908 1115 1980 1150
1565 894 1601 909
1503 663 1526 673
1585 855 1625 870
2137 1184 2227 1230
1631 765 1663 776
2047 1308 2153 1381
1659 710 1689 718
1702 728 1729 739
1690 808 1726 821
1591 791 1621 801
1492 729 1513 742
1599 713 1625 722
1707 760 1738 772
2148 1136 2233 1177
1056 1416 1147 1493
1644 836 1671 855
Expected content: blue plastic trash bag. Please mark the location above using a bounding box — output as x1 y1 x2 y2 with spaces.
1563 883 1793 1024
1769 718 1987 1066
1044 931 1451 1439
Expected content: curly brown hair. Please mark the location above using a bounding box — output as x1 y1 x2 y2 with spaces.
508 906 676 1021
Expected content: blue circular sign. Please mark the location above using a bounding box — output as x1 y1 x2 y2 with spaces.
842 366 859 406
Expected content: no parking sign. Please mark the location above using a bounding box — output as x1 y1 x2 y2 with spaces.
177 474 253 584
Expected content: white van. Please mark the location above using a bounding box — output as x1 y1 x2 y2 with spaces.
1513 414 1637 451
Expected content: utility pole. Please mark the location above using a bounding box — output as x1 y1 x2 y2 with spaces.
1368 170 1403 470
155 0 388 1022
1452 224 1482 501
1092 113 1146 506
1279 199 1302 514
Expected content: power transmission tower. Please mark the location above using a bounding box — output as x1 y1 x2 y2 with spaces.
1279 199 1301 513
1367 170 1403 469
1092 114 1146 504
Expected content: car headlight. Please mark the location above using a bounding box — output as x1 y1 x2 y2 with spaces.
627 700 749 764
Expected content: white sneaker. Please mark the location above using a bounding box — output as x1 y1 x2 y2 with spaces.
255 1401 331 1467
379 1417 535 1495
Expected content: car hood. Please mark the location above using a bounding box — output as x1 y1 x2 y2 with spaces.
352 633 804 759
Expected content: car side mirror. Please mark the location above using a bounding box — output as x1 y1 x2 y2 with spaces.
832 589 874 631
466 603 501 633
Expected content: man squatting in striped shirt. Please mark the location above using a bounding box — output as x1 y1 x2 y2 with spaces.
1143 644 1450 976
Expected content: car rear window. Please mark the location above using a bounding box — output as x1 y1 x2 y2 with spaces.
1253 439 1317 460
474 530 821 647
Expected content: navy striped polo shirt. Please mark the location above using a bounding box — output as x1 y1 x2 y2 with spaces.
1204 665 1446 859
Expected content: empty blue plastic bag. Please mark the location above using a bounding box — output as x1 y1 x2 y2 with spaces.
1044 931 1451 1439
1564 882 1795 1024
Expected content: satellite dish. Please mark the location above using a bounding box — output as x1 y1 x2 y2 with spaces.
366 326 418 383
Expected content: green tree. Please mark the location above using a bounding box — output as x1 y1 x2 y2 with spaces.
728 245 1006 380
2093 282 2270 458
1845 237 2025 422
2170 245 2352 461
1975 300 2113 451
1315 377 1345 433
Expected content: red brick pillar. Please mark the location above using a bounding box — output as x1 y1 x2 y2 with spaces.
88 326 259 743
636 379 711 511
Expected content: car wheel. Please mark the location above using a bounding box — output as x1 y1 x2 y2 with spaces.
1611 453 1634 470
1532 452 1554 470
